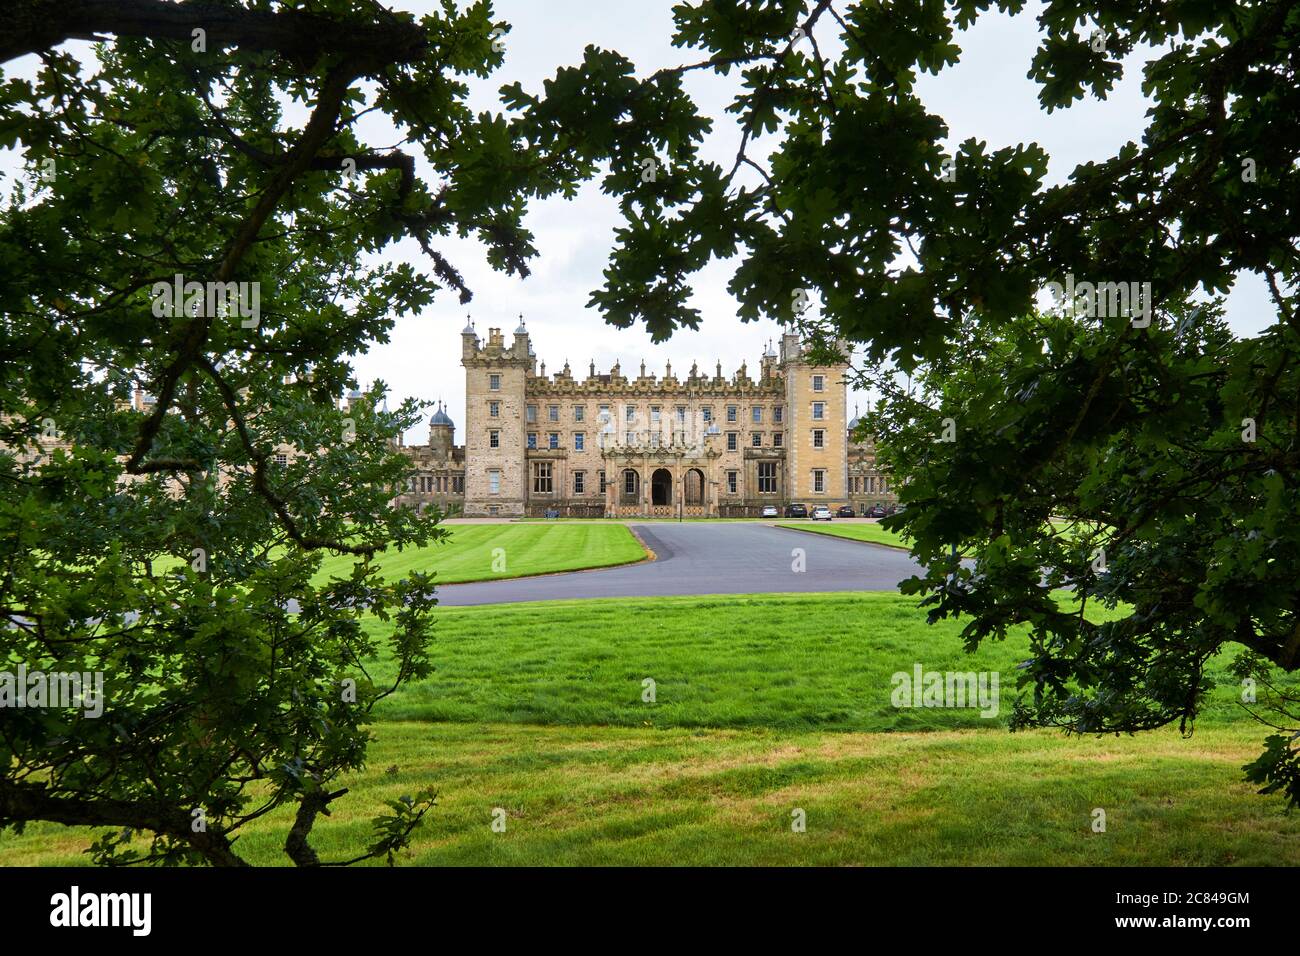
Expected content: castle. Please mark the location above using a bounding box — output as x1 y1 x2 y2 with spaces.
392 320 897 518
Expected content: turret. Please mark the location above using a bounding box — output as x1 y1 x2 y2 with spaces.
428 402 454 456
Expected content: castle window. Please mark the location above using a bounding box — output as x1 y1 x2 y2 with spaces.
488 469 501 494
532 461 553 494
702 407 713 422
758 462 777 493
727 405 737 423
526 404 537 423
453 476 464 493
676 406 686 423
774 406 784 423
548 405 559 422
489 430 500 449
626 405 636 423
489 401 500 417
773 432 784 448
548 433 559 449
650 406 661 423
813 429 825 449
726 432 738 452
752 407 762 423
489 374 501 391
751 432 762 447
599 404 610 421
574 406 585 422
599 470 607 493
812 402 825 420
623 469 639 498
574 432 585 451
527 433 537 449
726 471 738 494
573 471 585 495
812 374 825 392
625 431 634 445
812 469 826 493
274 453 288 466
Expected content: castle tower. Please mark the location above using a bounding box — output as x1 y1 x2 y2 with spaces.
462 320 532 516
780 330 849 505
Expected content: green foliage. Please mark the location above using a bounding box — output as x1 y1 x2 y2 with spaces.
0 0 642 864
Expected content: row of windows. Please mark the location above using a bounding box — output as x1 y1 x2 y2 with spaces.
850 476 889 494
487 400 833 425
506 404 792 424
483 465 831 497
489 428 842 451
486 466 610 496
409 475 464 494
722 466 827 495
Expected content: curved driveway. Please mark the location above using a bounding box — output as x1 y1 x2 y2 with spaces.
435 523 926 606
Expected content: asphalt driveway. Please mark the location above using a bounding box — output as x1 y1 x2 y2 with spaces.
435 522 925 606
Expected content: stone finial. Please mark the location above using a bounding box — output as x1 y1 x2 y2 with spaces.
540 361 546 377
640 359 646 378
589 359 596 377
715 360 722 379
690 360 699 377
562 360 571 377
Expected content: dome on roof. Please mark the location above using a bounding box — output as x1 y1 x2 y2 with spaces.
429 403 454 428
848 416 861 431
515 316 527 335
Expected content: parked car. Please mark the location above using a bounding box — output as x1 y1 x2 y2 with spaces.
760 505 779 518
836 505 856 518
784 503 808 518
811 505 833 521
865 504 887 518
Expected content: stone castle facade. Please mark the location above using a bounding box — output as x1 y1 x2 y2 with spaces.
391 320 898 518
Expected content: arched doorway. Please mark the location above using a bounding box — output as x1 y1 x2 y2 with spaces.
620 469 640 504
684 468 705 505
651 468 673 506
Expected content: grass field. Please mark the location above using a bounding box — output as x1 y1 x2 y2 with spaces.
8 721 1292 867
6 591 1296 866
777 521 909 549
313 523 647 585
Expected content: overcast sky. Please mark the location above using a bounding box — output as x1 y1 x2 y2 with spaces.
349 0 1273 442
2 1 1273 444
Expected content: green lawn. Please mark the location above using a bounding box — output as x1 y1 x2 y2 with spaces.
8 591 1296 866
8 721 1293 867
314 523 647 585
777 521 909 549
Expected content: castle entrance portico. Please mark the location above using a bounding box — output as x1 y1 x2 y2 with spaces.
603 447 721 518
